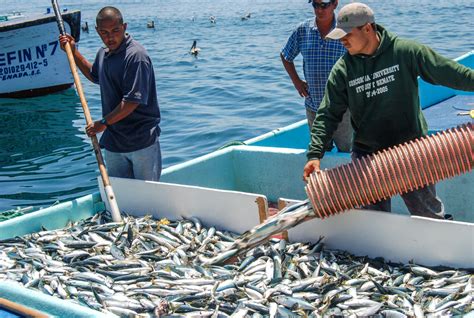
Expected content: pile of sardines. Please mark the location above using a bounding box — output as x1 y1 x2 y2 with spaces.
0 212 472 317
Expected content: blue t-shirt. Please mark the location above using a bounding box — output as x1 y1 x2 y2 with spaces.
91 35 160 153
281 18 346 112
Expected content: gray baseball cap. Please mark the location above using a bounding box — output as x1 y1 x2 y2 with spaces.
326 2 375 40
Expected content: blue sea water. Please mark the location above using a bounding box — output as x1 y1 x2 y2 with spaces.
0 0 473 211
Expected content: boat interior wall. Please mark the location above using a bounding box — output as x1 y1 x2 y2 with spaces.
0 281 112 318
232 146 350 202
419 50 474 108
444 171 474 221
232 147 308 202
99 177 266 234
244 119 309 149
390 172 473 222
162 145 350 202
418 78 456 109
0 193 102 240
161 146 236 190
94 176 473 269
163 145 473 222
288 208 474 269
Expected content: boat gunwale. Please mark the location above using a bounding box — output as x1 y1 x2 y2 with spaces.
0 10 81 42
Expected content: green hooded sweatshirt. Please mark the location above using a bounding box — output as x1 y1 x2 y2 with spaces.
307 25 474 160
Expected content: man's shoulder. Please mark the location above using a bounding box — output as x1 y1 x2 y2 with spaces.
292 18 313 31
127 37 147 52
325 55 350 84
126 38 151 61
385 37 428 64
378 27 424 55
300 18 313 28
393 37 423 49
95 46 107 57
332 55 348 73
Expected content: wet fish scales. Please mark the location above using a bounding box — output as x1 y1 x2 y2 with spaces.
1 211 472 317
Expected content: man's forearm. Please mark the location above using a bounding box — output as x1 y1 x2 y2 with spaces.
280 54 301 84
103 100 140 125
72 50 94 82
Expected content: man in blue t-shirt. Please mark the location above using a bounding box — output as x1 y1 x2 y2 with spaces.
59 6 161 181
281 0 351 152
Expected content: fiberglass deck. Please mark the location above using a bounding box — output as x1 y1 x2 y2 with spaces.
423 95 473 132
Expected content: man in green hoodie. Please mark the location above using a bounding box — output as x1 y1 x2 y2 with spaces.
303 2 474 218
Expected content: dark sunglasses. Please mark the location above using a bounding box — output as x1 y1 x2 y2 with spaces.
311 1 333 9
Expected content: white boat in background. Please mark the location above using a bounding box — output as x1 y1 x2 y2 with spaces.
0 9 81 98
0 12 25 22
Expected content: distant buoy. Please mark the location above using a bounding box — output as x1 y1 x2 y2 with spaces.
147 20 155 28
190 40 200 56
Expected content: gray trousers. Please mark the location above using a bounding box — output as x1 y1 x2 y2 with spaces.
105 139 162 181
351 150 444 219
306 108 352 153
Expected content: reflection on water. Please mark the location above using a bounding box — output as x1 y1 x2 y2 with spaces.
0 90 97 210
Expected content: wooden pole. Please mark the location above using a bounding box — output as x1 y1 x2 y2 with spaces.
0 298 49 318
51 0 121 222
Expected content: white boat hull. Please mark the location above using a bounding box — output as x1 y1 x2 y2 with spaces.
0 11 80 97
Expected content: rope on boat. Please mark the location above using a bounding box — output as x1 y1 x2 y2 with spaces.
0 206 34 222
